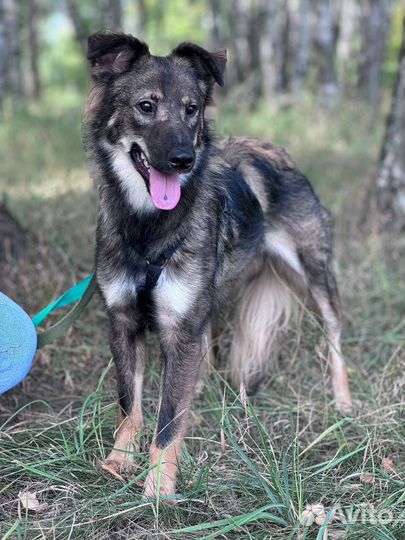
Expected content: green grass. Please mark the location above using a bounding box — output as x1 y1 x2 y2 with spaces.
0 97 404 539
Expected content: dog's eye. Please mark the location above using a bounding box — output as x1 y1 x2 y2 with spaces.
137 101 154 114
186 104 198 116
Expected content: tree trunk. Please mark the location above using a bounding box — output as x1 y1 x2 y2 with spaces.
100 0 122 32
247 0 264 99
2 0 23 102
258 0 287 98
358 0 390 109
0 0 7 108
258 0 276 100
315 0 339 106
374 16 405 232
28 0 41 101
208 0 223 50
228 0 251 85
134 0 147 38
65 0 88 58
0 202 27 263
291 0 312 93
279 1 292 93
108 0 122 30
337 0 358 92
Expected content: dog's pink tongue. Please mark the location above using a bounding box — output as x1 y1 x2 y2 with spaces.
149 166 181 210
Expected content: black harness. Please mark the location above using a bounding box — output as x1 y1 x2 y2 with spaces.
135 234 185 327
135 195 232 326
143 236 184 290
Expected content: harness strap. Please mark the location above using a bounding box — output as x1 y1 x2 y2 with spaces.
33 234 185 348
144 235 183 290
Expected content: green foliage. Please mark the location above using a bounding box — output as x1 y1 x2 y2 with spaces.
142 0 207 53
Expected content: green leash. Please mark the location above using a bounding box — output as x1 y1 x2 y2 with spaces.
32 273 97 348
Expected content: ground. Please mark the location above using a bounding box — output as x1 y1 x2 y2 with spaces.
0 97 404 539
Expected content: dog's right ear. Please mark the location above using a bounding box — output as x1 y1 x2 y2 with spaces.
87 33 149 80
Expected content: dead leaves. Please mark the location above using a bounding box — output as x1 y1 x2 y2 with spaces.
381 457 397 475
18 490 48 513
300 502 327 526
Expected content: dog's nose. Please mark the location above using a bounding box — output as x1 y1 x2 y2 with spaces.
168 149 195 172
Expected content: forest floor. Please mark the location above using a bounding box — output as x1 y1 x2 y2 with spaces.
0 97 404 540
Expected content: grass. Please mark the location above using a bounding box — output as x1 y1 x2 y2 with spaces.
0 96 405 539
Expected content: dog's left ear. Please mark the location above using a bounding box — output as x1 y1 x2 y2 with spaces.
171 43 227 87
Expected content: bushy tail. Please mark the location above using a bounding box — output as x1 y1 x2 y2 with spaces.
229 262 295 390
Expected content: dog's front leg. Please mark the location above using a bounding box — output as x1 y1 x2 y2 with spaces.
143 335 203 499
102 309 146 478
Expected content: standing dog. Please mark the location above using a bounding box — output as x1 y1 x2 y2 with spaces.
84 32 352 498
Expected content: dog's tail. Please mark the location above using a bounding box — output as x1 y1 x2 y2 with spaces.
229 262 295 391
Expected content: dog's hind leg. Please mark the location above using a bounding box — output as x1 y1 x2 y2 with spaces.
230 227 352 413
101 307 146 478
267 226 352 412
305 266 352 413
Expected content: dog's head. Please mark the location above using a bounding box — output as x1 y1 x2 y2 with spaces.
85 33 227 211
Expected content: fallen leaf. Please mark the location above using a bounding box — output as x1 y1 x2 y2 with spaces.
300 502 326 527
360 472 375 484
18 490 48 513
381 457 397 474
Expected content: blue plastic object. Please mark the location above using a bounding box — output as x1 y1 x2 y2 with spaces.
0 292 37 394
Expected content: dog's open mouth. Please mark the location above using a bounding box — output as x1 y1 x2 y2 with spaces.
130 143 181 211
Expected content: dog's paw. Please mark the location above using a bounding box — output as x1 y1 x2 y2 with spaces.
101 449 137 480
334 398 354 416
142 468 176 501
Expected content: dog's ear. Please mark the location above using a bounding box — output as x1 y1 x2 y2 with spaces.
171 43 227 87
87 32 149 79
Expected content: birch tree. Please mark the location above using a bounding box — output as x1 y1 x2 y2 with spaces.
374 16 405 232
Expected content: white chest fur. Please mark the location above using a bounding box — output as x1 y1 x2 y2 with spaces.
100 272 137 309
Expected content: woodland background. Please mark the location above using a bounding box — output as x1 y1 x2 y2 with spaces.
1 0 405 228
0 1 405 539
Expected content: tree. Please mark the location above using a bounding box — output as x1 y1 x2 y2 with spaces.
28 0 41 101
0 0 7 108
358 0 390 109
315 0 339 105
337 0 358 92
2 0 23 102
373 16 405 232
258 0 279 100
228 0 251 85
100 0 122 32
208 0 224 50
291 0 313 93
65 0 89 57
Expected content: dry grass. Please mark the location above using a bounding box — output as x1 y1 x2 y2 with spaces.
0 98 404 539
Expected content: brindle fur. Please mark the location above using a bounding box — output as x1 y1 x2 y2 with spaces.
84 32 352 498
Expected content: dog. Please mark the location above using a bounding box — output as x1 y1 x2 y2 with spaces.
84 32 352 498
